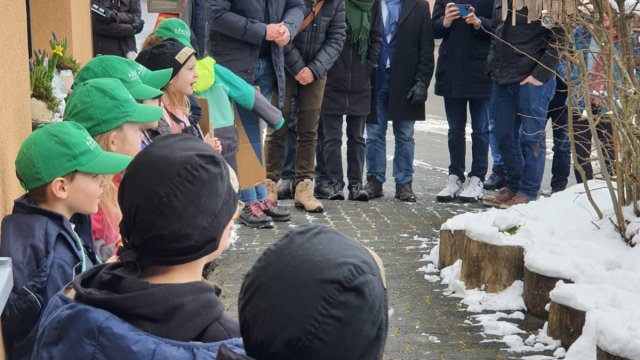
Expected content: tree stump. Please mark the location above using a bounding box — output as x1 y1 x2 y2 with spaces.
438 229 466 270
597 346 631 360
523 266 571 319
548 301 586 348
460 236 524 292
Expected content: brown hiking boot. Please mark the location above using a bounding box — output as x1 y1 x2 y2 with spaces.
499 193 531 209
482 188 513 207
294 179 324 213
265 178 278 202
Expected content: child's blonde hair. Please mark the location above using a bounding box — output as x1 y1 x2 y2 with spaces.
93 129 123 238
141 33 163 51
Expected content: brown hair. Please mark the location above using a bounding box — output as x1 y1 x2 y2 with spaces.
163 85 191 118
93 129 123 238
141 33 163 51
26 172 77 205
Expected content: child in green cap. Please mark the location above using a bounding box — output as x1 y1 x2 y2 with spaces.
0 121 132 360
64 78 163 261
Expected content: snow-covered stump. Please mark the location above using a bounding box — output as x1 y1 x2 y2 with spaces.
548 301 586 349
523 266 571 319
461 236 524 293
597 347 630 360
438 229 465 270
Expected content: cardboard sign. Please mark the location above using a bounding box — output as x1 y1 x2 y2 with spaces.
235 106 266 190
147 0 185 14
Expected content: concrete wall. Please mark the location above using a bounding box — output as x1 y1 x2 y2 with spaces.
0 2 31 217
31 0 93 65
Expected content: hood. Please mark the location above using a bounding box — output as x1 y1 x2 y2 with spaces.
73 263 238 342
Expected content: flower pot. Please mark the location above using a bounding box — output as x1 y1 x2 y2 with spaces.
31 97 53 124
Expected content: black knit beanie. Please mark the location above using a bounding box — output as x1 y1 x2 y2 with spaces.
118 134 238 266
135 39 196 80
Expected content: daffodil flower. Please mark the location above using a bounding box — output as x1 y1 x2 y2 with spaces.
53 45 64 57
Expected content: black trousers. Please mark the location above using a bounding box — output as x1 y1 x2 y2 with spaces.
322 114 366 186
572 109 615 183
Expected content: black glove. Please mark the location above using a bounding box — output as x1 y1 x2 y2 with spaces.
93 7 118 24
406 80 428 106
132 17 145 34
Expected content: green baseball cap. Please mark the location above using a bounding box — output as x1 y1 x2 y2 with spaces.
16 122 132 190
73 55 172 100
155 18 192 48
64 78 163 136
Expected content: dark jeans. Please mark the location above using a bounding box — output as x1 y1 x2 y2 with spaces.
573 111 615 183
443 97 489 182
491 78 556 200
265 75 327 183
323 114 366 186
547 76 571 189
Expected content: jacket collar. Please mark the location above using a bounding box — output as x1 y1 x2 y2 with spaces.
398 0 417 25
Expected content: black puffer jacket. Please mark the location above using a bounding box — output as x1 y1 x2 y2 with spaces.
487 0 564 84
92 0 141 56
322 0 382 116
284 0 347 79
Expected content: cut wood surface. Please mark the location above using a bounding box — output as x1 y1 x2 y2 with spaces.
597 346 631 360
460 236 524 293
523 266 571 319
548 301 586 349
438 229 465 270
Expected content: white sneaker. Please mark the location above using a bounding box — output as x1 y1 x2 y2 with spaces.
437 175 463 202
459 176 484 203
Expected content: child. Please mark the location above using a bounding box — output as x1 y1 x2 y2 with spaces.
217 224 389 360
0 121 132 359
32 134 243 359
64 78 163 261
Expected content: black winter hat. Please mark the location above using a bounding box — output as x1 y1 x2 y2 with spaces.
118 134 238 266
238 224 389 360
135 39 196 80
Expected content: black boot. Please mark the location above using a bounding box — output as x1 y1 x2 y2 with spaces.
239 202 274 228
348 182 369 201
364 174 383 199
277 179 294 200
314 180 332 199
395 182 417 202
259 199 291 222
484 170 506 191
327 180 345 200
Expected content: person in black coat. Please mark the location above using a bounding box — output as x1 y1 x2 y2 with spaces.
318 0 383 201
364 0 434 202
432 0 493 203
91 0 144 57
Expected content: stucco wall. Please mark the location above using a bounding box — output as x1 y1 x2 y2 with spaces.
0 2 31 217
31 0 92 65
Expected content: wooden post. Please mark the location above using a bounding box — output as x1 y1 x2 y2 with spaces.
438 229 465 270
523 266 571 319
597 346 631 360
548 301 586 348
460 236 524 292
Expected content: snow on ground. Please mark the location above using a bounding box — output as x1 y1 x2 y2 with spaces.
429 180 640 359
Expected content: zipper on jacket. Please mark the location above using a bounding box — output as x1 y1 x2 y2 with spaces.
346 48 352 113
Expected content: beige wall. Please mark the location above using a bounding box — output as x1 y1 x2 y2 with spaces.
0 2 31 217
31 0 93 65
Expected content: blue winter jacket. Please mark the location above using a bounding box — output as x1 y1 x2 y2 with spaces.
32 290 245 359
0 195 98 359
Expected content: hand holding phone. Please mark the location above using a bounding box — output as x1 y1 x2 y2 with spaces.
454 4 471 17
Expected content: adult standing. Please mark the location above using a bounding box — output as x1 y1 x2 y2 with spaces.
432 0 493 203
207 0 304 228
364 0 434 202
483 1 562 207
91 0 144 57
319 0 383 201
264 0 347 213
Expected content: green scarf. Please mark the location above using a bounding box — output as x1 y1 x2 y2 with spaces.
345 0 375 62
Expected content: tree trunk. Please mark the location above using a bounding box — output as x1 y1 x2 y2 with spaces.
460 236 524 293
548 301 586 348
523 266 571 319
438 229 466 270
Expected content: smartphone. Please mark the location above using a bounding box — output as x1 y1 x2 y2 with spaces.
454 4 471 17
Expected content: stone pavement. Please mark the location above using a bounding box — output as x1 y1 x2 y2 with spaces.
210 128 563 360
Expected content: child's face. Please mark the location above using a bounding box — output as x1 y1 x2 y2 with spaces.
112 122 145 157
169 56 198 96
65 172 105 215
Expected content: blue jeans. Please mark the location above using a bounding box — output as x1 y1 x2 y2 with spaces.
488 112 504 173
281 97 328 183
239 57 276 204
443 97 489 181
491 78 556 200
366 68 415 185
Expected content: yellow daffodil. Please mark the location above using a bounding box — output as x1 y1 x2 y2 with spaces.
53 45 64 57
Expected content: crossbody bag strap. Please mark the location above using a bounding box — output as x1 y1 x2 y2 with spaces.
297 0 325 36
